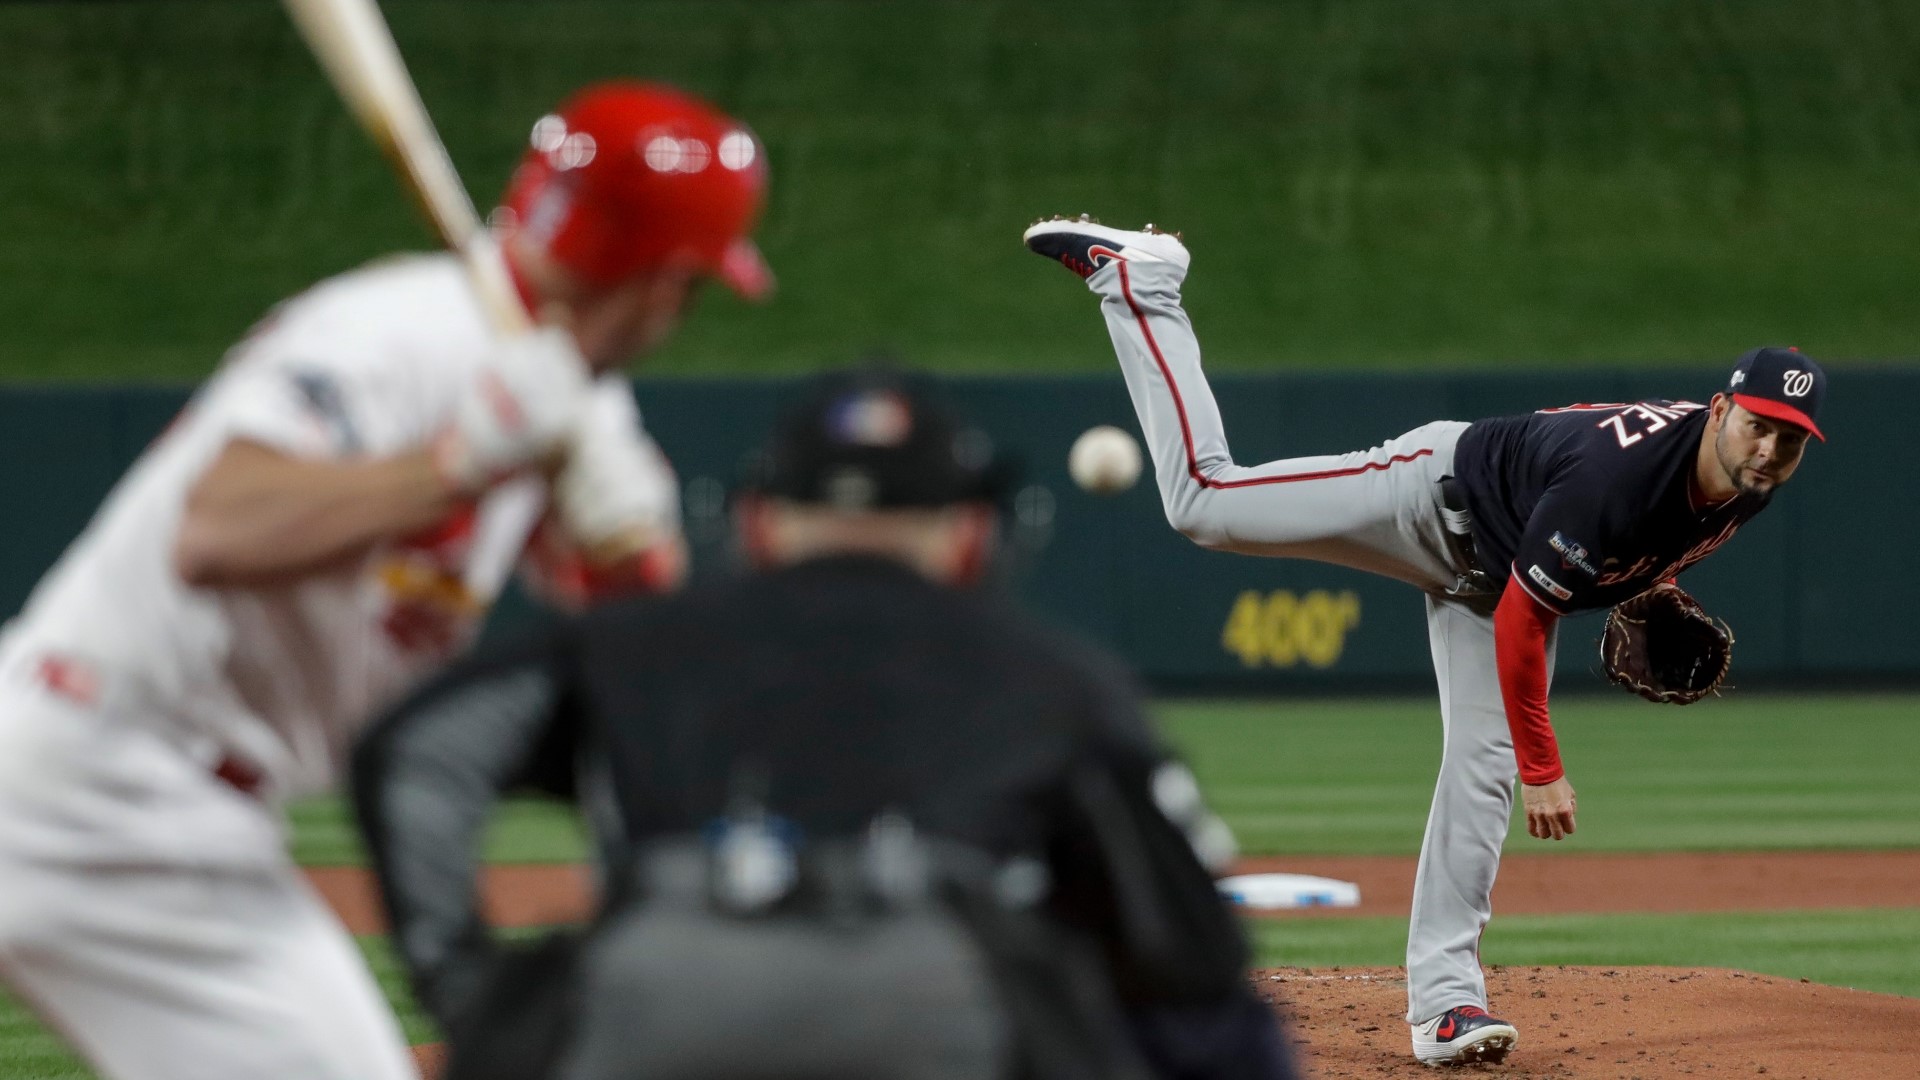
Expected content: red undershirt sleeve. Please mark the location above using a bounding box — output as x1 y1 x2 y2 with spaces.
517 516 686 610
1494 573 1565 785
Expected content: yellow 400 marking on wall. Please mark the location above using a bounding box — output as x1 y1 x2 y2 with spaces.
1220 589 1362 669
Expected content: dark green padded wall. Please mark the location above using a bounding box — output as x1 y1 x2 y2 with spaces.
0 371 1898 690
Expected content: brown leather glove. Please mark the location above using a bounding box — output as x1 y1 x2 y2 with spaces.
1600 582 1733 705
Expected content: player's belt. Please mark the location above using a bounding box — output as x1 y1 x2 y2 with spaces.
1436 476 1485 575
624 821 1037 920
1436 477 1500 612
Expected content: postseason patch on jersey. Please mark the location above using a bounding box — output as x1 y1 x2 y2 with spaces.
1548 531 1599 578
1527 563 1574 602
291 370 363 453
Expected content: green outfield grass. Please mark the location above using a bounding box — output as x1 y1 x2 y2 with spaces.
290 692 1920 864
6 1 1920 379
290 796 589 867
0 1014 88 1080
1247 908 1920 999
1161 693 1920 855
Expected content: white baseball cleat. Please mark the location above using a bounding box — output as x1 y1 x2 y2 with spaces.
1410 1005 1519 1067
1021 214 1191 278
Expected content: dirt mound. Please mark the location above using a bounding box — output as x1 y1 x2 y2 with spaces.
1260 965 1920 1079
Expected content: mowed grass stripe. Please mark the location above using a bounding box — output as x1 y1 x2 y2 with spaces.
1248 908 1920 999
290 796 589 867
1158 693 1920 855
287 692 1920 865
0 1006 91 1080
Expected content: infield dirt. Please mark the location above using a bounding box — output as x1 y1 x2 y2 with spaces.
1268 964 1920 1079
310 851 1920 935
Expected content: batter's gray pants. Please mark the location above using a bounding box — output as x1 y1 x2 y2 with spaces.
1082 251 1559 1025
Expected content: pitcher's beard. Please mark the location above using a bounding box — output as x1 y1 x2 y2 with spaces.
1716 441 1777 499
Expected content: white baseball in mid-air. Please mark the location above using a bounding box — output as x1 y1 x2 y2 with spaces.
1068 424 1143 495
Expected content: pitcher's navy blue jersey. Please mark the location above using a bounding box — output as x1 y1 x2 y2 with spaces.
1451 400 1768 615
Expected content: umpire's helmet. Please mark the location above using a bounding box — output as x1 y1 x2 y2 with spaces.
746 367 1011 511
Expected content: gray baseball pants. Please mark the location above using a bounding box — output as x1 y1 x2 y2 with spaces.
1081 253 1559 1024
556 906 1006 1080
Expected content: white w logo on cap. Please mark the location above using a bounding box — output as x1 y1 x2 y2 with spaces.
1782 369 1814 397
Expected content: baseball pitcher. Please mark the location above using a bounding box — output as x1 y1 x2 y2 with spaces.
0 83 768 1080
1023 216 1824 1067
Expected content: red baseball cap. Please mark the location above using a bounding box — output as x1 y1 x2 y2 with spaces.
498 82 771 299
1727 347 1826 441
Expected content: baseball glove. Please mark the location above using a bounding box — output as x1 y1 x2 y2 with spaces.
1599 582 1733 705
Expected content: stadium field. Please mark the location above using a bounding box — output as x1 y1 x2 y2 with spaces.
3 692 1914 1075
282 691 1920 864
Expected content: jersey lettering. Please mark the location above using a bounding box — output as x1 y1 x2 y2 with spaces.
1598 414 1643 447
1454 399 1757 613
1596 554 1665 587
378 505 483 656
1538 402 1629 413
1596 401 1703 449
1669 517 1744 577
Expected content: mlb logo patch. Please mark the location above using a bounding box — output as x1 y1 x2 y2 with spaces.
1527 564 1573 602
826 389 913 447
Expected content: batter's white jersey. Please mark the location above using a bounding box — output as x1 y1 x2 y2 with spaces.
0 252 653 798
0 253 677 1080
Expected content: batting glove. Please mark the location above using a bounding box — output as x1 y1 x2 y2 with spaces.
432 327 593 494
552 389 683 559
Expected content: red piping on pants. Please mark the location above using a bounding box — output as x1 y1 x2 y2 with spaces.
1116 259 1434 488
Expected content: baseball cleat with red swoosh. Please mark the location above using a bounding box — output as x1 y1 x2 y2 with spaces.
1022 215 1190 279
1410 1005 1518 1066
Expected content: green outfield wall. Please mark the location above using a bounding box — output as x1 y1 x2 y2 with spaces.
5 1 1920 379
0 369 1905 691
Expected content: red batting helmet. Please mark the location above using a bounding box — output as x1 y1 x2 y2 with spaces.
499 81 771 299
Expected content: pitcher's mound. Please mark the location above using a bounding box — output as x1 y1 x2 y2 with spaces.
1257 965 1920 1079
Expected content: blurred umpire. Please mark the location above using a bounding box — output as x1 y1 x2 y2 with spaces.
352 368 1298 1080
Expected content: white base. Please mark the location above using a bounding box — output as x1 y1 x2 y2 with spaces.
1216 872 1361 910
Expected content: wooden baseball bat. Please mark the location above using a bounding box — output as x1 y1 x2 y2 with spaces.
282 0 671 582
280 0 529 335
